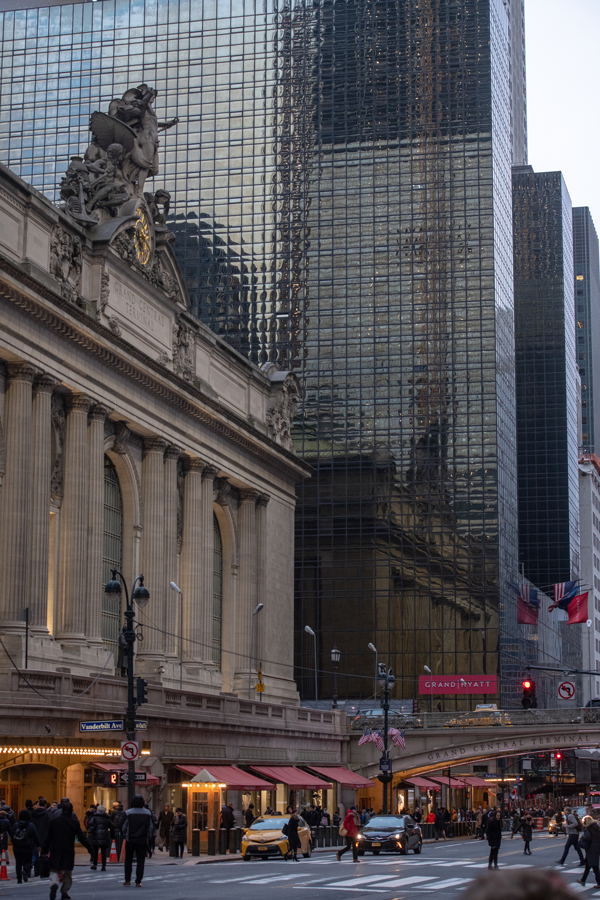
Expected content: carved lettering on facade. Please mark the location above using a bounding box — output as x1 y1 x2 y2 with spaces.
107 274 170 345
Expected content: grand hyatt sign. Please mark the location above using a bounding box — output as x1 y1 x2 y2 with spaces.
418 675 498 695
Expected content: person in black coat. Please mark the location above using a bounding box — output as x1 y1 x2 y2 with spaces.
521 814 533 855
578 817 600 887
285 812 302 861
122 795 154 886
434 808 446 842
171 808 188 857
87 805 115 871
43 800 92 900
486 809 503 869
0 810 11 862
10 810 40 884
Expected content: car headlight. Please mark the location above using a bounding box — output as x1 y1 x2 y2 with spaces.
357 833 363 840
395 834 401 839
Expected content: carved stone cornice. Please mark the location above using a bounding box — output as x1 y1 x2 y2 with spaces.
144 436 169 454
257 493 270 508
6 362 37 384
33 373 60 396
239 489 259 504
165 444 183 461
202 465 218 481
89 402 112 422
67 393 93 414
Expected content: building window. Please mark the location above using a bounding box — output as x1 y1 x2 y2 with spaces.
103 456 123 647
213 514 223 669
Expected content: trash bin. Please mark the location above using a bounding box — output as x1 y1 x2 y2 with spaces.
192 829 200 857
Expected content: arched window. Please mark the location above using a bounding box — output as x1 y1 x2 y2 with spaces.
103 455 123 646
213 514 223 669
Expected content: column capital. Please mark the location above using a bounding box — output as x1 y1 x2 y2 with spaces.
257 493 270 508
67 393 93 414
239 488 260 503
89 402 113 422
165 444 183 461
144 436 169 454
33 373 60 396
202 465 218 481
6 362 37 384
185 456 205 473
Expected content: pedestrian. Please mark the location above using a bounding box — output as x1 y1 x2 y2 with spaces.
336 806 360 863
244 804 255 828
332 810 341 827
146 805 158 857
10 809 40 884
110 802 126 859
31 799 50 870
413 807 422 824
284 810 302 861
171 807 187 858
122 794 154 887
521 814 533 855
0 801 15 826
486 809 502 870
511 810 521 839
434 808 446 841
220 803 234 852
87 805 114 871
556 806 585 866
475 806 483 839
157 804 173 852
43 799 92 900
0 810 11 864
578 816 600 888
321 808 331 826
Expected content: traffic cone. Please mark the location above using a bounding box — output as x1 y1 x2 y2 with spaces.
119 840 126 863
0 849 9 880
97 847 101 866
109 840 118 864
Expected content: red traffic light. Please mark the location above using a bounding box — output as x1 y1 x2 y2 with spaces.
523 680 531 689
555 752 562 760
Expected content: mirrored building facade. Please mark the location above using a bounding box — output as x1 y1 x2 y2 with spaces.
573 207 600 455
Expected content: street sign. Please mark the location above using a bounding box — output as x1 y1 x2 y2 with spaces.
104 771 147 786
121 740 141 762
255 683 265 692
379 758 392 772
558 681 576 701
80 720 148 733
551 775 557 782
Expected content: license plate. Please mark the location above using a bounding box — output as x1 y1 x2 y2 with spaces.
372 842 381 847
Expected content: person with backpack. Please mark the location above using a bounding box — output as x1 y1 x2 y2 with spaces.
336 807 360 863
43 799 92 900
11 810 40 884
87 805 114 871
557 806 585 866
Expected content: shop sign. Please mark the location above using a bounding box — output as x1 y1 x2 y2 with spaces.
418 675 498 695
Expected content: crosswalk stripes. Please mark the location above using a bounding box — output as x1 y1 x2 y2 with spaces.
421 878 473 890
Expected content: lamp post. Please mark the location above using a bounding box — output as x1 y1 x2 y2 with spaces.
104 569 150 806
331 646 341 709
377 662 396 814
424 665 433 713
460 678 469 716
305 626 317 702
248 603 264 700
169 582 183 690
368 643 378 700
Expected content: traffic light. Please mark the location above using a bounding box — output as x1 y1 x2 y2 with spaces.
555 752 562 762
521 679 537 709
412 698 419 714
136 677 148 705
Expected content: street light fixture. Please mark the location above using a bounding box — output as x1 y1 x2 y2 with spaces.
368 643 378 700
305 625 318 703
376 663 396 814
249 603 264 700
424 665 433 713
105 568 150 806
331 646 341 710
169 582 183 690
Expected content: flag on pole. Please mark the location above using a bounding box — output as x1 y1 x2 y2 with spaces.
549 581 580 611
358 729 372 746
510 583 540 624
392 729 406 750
373 730 384 752
566 591 589 625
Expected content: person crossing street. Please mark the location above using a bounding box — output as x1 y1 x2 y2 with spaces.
556 807 585 867
43 799 92 900
122 795 154 887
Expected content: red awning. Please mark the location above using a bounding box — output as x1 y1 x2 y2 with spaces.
303 766 373 789
248 765 333 789
92 762 160 786
427 776 468 789
461 776 495 789
404 777 442 790
175 765 274 791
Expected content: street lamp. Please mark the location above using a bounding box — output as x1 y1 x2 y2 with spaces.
377 662 396 815
169 582 183 690
248 603 264 700
368 643 378 700
460 678 469 715
331 647 341 710
305 626 317 702
104 569 150 806
424 665 433 713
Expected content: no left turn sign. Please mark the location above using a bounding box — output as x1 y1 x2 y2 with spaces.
121 740 141 761
558 681 576 701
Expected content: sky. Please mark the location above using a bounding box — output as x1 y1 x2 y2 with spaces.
525 0 600 229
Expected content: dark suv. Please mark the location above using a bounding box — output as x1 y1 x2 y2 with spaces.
356 815 422 856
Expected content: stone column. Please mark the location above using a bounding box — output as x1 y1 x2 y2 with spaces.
179 458 204 665
255 493 270 667
200 465 218 665
28 374 59 633
85 403 112 645
163 445 182 657
56 393 92 642
138 437 167 658
0 363 36 628
236 490 259 678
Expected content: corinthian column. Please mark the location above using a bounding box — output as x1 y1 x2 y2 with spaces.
199 465 218 665
138 437 167 657
179 459 204 664
164 445 182 657
86 403 112 645
56 393 92 642
29 374 59 633
0 363 36 628
236 489 258 678
255 493 270 666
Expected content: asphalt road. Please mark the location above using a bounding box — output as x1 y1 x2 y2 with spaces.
2 833 595 899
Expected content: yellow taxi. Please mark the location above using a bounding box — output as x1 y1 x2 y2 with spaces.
241 814 313 861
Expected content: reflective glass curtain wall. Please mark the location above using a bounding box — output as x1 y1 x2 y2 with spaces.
573 207 600 455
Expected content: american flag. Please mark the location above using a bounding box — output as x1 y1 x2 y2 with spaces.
373 730 384 752
519 584 539 607
554 580 579 604
358 728 373 746
392 729 406 750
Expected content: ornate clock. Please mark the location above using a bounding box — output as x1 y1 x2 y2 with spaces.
134 208 152 266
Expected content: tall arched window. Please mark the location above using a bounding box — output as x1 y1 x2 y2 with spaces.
103 455 123 647
213 514 223 669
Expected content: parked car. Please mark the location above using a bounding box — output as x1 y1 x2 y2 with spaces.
241 815 312 861
356 815 422 856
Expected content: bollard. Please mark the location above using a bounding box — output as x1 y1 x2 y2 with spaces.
218 828 228 854
192 829 200 857
316 826 324 848
228 828 237 854
324 826 331 848
236 828 243 853
207 829 216 856
331 825 339 846
169 840 177 857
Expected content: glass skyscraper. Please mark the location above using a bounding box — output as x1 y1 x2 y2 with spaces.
573 207 600 455
0 0 542 708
